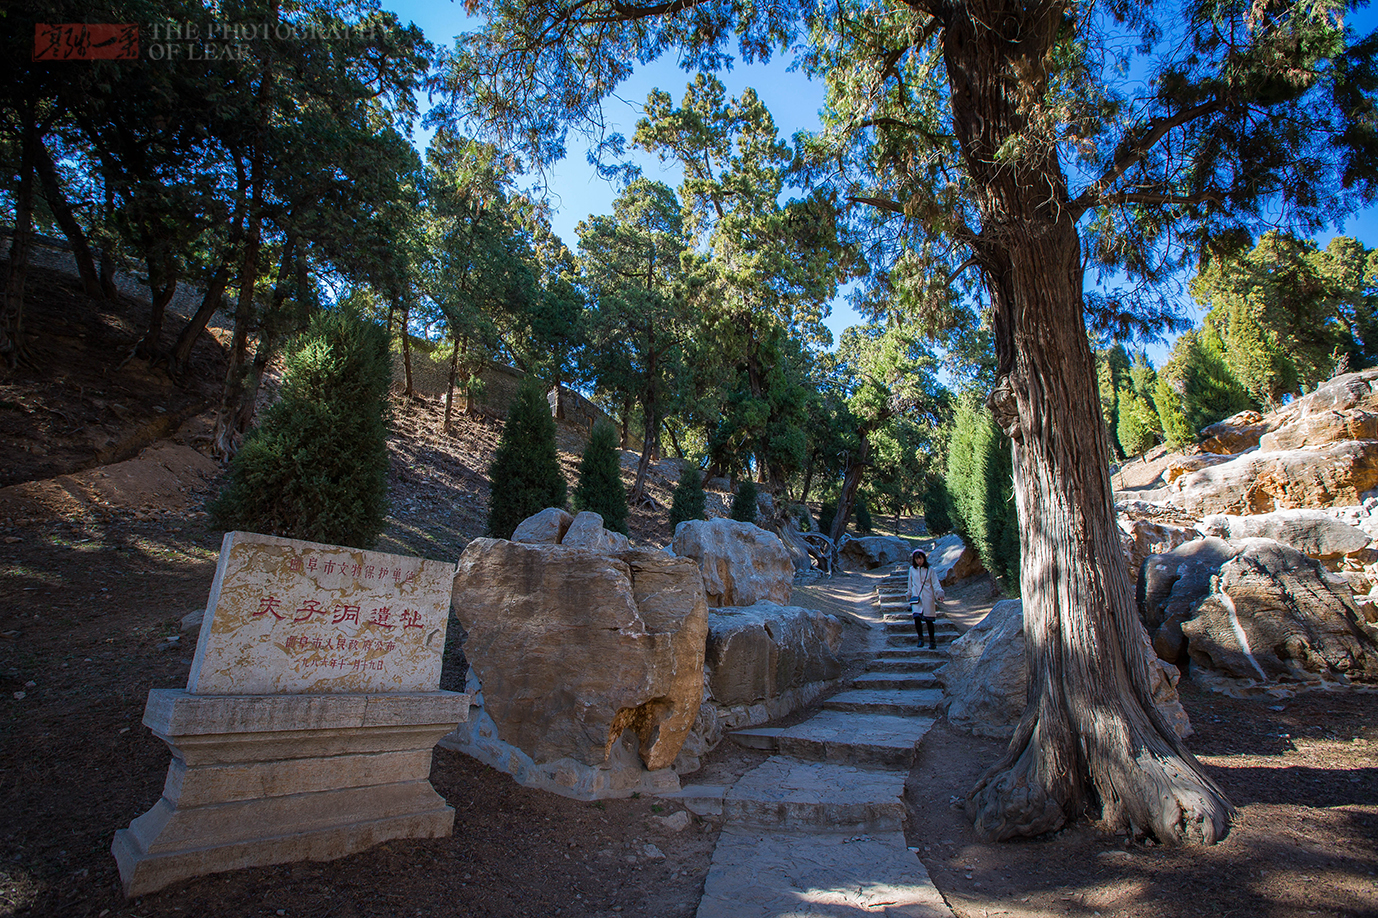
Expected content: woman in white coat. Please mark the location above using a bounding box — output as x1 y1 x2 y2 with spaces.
907 549 944 650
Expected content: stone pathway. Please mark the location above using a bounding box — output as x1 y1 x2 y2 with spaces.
667 568 962 917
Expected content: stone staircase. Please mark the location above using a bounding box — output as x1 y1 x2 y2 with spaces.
668 568 956 917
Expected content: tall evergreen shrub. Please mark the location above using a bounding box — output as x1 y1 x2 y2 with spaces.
944 398 1021 593
210 309 391 548
487 379 567 539
919 473 954 535
731 480 759 523
573 420 628 534
669 465 707 530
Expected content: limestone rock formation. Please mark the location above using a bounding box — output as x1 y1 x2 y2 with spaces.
1163 453 1234 483
1261 410 1378 452
1199 410 1271 455
1182 541 1378 684
703 602 844 706
939 600 1190 739
1196 509 1371 561
838 535 912 570
925 533 985 584
672 519 793 607
1141 538 1378 684
562 510 631 553
512 507 573 544
1166 440 1378 515
1118 517 1199 588
449 539 708 793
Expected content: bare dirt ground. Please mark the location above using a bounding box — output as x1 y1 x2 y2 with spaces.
1 271 1375 917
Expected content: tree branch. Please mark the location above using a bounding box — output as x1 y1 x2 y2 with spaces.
1070 97 1226 218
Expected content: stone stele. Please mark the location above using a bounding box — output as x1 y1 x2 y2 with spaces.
188 531 456 694
113 531 469 898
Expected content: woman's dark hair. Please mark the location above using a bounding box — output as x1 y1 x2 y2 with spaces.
911 549 928 567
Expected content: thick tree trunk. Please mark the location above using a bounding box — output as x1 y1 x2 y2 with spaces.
942 3 1232 846
34 137 103 300
829 435 869 545
2 121 38 368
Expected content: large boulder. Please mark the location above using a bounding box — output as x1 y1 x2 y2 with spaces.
1140 537 1246 662
561 510 631 554
703 602 844 706
1181 540 1378 684
1141 538 1378 684
448 540 708 798
939 600 1190 739
672 519 793 607
673 602 846 773
1166 440 1378 515
838 535 912 570
1196 509 1371 561
926 533 985 584
512 507 573 544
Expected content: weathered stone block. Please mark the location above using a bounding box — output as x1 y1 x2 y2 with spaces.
672 519 793 607
112 689 468 897
446 539 707 797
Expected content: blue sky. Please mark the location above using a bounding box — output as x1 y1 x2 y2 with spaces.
385 0 1378 363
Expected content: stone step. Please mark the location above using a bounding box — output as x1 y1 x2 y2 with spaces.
823 688 944 716
850 671 939 691
866 658 942 675
883 618 960 633
886 633 959 649
870 647 947 662
718 757 909 832
729 710 935 769
697 827 951 918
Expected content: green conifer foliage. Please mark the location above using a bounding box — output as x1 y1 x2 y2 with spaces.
730 480 759 524
919 473 954 536
210 309 392 548
574 420 628 535
487 379 567 539
669 465 707 530
854 493 873 534
944 398 1020 593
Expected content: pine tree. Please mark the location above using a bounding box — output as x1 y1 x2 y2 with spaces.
487 378 567 539
573 420 628 535
210 309 391 548
669 465 706 530
731 480 758 524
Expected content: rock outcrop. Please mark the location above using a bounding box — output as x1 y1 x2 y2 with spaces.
939 600 1190 739
511 507 573 544
561 510 631 553
1199 410 1271 455
1166 440 1378 516
672 519 793 607
1196 509 1370 561
1141 538 1378 684
838 535 912 570
447 539 708 798
674 602 846 773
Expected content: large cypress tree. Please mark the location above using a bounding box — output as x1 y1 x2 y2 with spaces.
487 378 567 539
210 309 391 548
573 420 628 535
445 0 1378 846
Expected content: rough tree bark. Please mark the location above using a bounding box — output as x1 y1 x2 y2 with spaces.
940 3 1232 844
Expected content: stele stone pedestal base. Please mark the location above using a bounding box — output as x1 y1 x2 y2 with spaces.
112 688 469 897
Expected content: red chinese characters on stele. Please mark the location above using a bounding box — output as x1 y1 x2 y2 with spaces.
33 24 139 61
